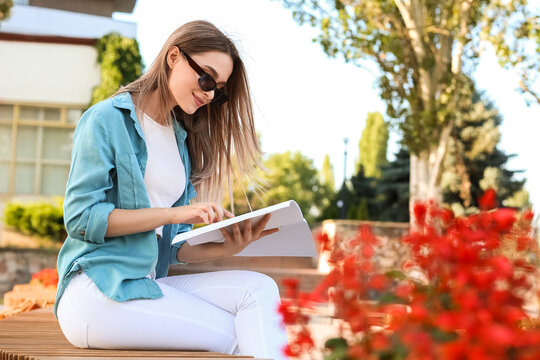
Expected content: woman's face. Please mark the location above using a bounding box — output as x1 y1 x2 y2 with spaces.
167 47 233 114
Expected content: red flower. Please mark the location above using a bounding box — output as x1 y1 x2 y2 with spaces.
478 188 497 210
490 256 513 279
371 332 390 351
394 283 412 299
413 202 427 225
277 199 540 360
277 300 297 325
31 268 59 288
491 208 516 231
523 209 534 222
368 274 388 291
361 244 375 259
316 231 331 252
480 324 516 346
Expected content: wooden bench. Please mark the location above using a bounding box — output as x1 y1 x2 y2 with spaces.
0 308 261 360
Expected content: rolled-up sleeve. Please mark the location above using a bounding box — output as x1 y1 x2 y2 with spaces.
169 239 187 265
169 223 193 265
63 108 116 244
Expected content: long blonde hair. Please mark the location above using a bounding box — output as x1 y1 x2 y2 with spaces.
117 21 262 209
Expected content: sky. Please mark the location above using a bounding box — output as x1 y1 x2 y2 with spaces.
115 0 540 213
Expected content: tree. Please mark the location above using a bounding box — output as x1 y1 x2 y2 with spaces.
91 33 143 105
278 0 540 218
0 0 13 22
318 181 354 221
262 151 329 223
321 154 335 191
347 167 377 220
442 80 528 215
357 112 389 178
374 147 411 222
225 151 329 223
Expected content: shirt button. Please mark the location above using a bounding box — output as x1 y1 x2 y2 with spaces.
80 231 85 236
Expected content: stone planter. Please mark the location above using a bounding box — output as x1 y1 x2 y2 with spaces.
319 219 410 273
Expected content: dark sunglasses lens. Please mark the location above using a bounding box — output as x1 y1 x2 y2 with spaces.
212 89 228 105
198 73 216 92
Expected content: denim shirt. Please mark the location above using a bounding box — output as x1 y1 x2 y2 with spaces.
54 92 197 318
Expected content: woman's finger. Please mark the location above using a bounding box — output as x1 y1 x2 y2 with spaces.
211 203 223 222
223 209 235 218
219 228 232 242
205 204 216 223
232 223 242 241
258 228 279 239
243 219 252 240
254 214 271 234
200 210 210 224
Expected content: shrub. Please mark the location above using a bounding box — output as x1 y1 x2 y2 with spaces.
280 190 540 359
3 199 65 242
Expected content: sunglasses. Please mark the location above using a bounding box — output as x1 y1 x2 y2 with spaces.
176 46 228 105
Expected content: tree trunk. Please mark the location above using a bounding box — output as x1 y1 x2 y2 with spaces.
409 123 452 223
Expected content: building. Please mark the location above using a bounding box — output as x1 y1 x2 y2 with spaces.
0 0 136 200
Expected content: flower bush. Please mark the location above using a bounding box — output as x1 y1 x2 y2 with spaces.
31 268 59 288
279 190 540 359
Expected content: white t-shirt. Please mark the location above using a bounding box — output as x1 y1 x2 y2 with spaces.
141 113 186 237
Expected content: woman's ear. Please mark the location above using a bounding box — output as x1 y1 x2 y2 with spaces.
166 46 181 69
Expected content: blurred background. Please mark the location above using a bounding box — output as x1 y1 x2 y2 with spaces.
0 0 538 226
1 1 539 351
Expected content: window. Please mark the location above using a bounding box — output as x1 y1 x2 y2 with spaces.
0 103 81 196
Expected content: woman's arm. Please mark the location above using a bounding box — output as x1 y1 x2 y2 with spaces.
105 208 174 237
105 202 235 237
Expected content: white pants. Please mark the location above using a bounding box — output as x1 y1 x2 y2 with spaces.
57 270 289 359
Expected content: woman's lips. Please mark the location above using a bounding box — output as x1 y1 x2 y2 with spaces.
193 93 204 107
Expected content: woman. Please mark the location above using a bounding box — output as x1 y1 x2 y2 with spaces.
54 20 289 359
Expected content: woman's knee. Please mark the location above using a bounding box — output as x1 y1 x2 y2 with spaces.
236 270 280 298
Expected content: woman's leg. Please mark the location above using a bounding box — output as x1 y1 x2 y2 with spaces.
157 270 289 360
57 272 237 353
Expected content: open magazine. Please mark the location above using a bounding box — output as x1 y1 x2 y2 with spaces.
172 200 318 257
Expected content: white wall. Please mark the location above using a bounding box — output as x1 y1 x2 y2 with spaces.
1 5 136 39
0 41 100 106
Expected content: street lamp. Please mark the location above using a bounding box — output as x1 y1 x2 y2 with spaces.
339 137 349 219
343 137 349 182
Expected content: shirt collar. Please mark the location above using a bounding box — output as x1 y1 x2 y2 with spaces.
112 92 188 142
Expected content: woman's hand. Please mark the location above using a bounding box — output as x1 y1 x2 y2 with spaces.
169 202 234 225
219 214 279 257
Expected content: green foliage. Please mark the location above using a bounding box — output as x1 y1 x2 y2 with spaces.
320 147 410 222
321 154 335 191
261 151 330 223
278 0 540 209
504 189 530 209
324 337 350 360
442 79 527 214
91 32 143 105
357 112 389 178
0 0 13 22
374 148 411 222
3 199 66 242
224 151 330 224
320 167 376 221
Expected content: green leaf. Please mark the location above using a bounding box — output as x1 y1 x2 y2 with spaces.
324 337 350 360
385 270 407 280
324 337 348 350
377 292 408 304
430 327 459 343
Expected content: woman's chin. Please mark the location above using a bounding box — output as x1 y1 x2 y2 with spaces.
177 103 197 115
